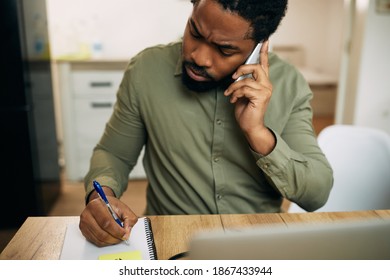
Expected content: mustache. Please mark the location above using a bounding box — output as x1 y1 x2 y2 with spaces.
183 61 213 80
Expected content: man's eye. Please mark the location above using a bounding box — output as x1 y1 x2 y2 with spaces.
218 48 235 57
190 30 201 39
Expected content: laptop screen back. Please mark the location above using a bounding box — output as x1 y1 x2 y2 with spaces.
188 219 390 260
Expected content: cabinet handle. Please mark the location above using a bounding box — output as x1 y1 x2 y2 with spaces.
91 102 113 108
90 81 112 87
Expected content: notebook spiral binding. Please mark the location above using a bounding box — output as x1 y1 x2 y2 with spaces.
144 217 158 260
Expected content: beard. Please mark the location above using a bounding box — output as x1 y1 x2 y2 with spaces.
181 61 234 92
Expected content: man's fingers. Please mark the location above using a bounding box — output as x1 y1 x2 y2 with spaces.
260 40 270 77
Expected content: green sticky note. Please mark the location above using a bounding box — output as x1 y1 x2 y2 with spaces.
98 250 143 260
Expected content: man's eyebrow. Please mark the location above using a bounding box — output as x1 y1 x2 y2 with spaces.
189 18 240 51
189 18 201 36
218 43 240 51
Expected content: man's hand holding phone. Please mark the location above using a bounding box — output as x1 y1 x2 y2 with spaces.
224 40 276 156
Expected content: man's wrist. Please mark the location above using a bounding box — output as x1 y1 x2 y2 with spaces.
86 186 116 204
245 127 276 156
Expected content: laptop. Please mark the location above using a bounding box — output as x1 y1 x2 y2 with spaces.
188 218 390 260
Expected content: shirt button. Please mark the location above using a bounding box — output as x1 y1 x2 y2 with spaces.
263 163 269 169
216 194 223 200
214 157 219 162
216 119 222 125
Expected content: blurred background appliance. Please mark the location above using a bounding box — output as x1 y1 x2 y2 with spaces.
0 0 61 228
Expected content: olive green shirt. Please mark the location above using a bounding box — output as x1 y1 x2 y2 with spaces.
85 41 333 214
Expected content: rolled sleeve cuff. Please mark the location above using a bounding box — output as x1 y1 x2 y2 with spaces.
85 176 121 204
250 130 306 197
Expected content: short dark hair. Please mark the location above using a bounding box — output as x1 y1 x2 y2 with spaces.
191 0 288 43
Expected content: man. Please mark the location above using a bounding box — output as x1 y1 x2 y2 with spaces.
80 0 333 247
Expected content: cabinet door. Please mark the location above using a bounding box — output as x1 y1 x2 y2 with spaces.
74 97 115 179
310 85 337 116
59 64 147 181
72 71 122 97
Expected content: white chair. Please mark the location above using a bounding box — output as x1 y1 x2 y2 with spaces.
289 124 390 212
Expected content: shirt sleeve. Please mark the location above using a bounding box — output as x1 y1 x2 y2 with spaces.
84 61 146 200
252 83 334 212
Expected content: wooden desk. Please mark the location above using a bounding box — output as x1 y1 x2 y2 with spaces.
1 210 390 260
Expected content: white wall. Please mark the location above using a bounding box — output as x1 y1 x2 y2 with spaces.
353 0 390 133
47 0 344 79
272 0 344 76
47 0 192 60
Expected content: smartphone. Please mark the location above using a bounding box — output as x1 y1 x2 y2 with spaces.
235 42 262 82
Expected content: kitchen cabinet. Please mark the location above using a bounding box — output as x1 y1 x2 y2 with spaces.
309 84 337 116
299 67 338 117
55 61 146 181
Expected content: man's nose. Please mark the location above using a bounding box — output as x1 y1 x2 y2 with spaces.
190 43 212 68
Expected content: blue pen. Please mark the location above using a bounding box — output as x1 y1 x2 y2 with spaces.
93 180 123 227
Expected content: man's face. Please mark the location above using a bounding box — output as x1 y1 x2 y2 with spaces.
182 0 255 92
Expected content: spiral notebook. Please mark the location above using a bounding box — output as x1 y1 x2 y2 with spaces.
60 217 157 260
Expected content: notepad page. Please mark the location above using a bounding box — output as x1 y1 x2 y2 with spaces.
60 217 153 260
